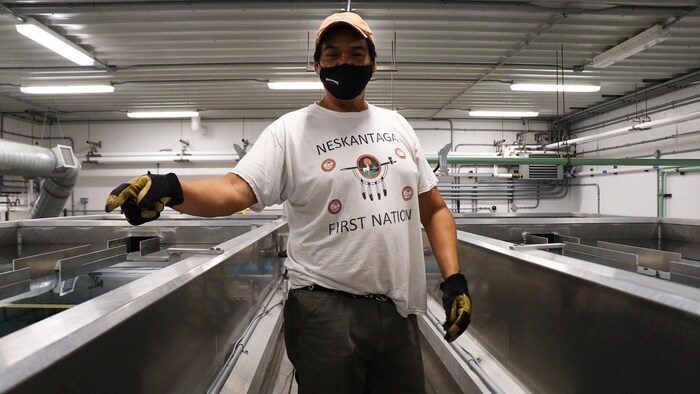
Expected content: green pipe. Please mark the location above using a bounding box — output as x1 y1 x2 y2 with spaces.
425 156 700 167
657 166 700 218
427 155 700 217
672 166 700 173
657 170 666 218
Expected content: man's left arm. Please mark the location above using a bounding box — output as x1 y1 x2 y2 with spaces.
419 186 472 342
419 187 460 277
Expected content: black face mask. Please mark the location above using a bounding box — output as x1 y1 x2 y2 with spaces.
319 64 373 100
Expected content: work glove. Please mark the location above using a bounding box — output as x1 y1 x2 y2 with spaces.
104 172 183 225
439 273 472 342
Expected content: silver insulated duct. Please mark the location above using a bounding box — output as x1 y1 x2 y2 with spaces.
0 140 80 218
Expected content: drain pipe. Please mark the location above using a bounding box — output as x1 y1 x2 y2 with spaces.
207 277 284 394
0 140 80 218
425 309 506 394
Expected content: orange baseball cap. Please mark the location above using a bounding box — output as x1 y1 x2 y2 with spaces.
316 12 375 46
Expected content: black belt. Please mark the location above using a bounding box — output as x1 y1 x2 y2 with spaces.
297 284 391 302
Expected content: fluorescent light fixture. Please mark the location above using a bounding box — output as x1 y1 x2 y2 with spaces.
127 111 199 119
511 83 600 93
20 85 114 94
16 17 95 66
268 81 324 90
592 24 670 68
469 110 539 118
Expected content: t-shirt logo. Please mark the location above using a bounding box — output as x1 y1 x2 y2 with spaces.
341 154 396 201
327 199 342 214
357 155 381 179
402 186 414 201
321 158 336 172
395 148 407 159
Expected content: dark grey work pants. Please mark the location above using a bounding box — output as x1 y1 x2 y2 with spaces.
284 288 426 394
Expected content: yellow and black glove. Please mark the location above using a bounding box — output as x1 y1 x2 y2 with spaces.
440 273 472 342
105 172 183 226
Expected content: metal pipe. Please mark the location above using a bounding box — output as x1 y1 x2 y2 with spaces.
447 119 454 152
663 166 700 173
492 164 513 178
545 111 700 150
451 172 514 178
438 182 560 189
438 181 563 191
442 180 551 185
87 151 237 157
439 184 568 201
569 183 601 214
440 194 557 201
439 186 563 195
658 170 666 218
32 172 80 218
0 140 80 218
657 166 700 218
585 130 700 155
558 69 700 126
0 128 75 149
568 94 700 136
451 151 499 156
511 197 540 211
571 166 663 177
439 189 562 196
425 308 506 394
207 277 283 394
81 151 240 164
426 156 700 167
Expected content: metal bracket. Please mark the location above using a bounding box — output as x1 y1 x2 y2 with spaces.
510 243 566 251
437 143 452 176
56 245 127 282
166 247 224 256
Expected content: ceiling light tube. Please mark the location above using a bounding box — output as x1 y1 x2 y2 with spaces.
469 111 539 118
268 81 324 90
592 24 670 68
15 17 95 66
21 85 114 94
127 111 199 119
510 83 600 93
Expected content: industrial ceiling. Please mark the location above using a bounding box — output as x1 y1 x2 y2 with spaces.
1 1 699 123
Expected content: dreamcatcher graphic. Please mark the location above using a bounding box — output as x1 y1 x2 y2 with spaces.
341 154 396 201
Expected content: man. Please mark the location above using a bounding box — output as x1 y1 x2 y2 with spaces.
106 11 471 393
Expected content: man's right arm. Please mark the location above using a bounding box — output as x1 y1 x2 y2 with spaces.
105 172 257 225
174 173 257 217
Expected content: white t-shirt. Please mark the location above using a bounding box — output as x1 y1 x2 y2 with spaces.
232 103 438 316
